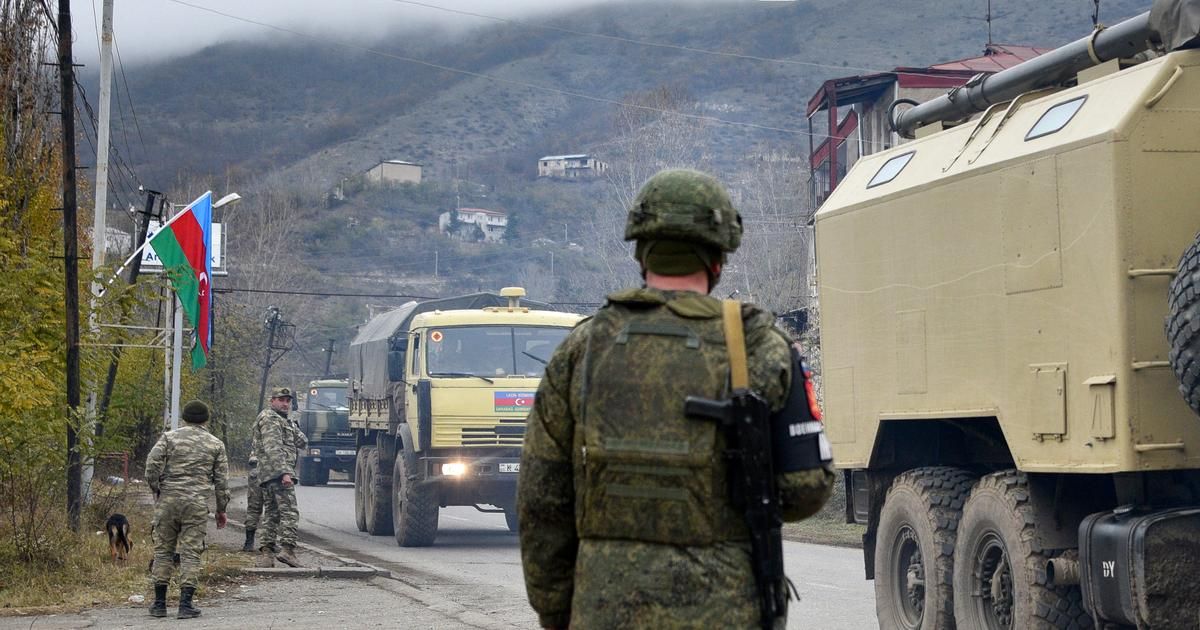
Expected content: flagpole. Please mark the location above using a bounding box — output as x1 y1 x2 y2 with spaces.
171 298 183 429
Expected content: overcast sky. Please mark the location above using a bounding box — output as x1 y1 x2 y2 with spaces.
68 0 702 64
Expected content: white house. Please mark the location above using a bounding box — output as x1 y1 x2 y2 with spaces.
537 154 607 179
439 207 508 242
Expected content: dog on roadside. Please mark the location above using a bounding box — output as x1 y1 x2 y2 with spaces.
105 513 132 563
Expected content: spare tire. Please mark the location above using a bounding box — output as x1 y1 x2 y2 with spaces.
1168 230 1200 417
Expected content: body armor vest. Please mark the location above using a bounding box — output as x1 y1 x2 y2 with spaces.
574 297 749 545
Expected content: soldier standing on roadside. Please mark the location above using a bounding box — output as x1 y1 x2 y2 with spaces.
252 387 308 568
145 400 230 619
242 450 264 552
518 169 836 629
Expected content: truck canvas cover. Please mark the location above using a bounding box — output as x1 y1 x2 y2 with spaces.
349 293 554 399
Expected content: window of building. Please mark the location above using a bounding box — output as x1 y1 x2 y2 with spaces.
867 151 915 188
1025 95 1087 141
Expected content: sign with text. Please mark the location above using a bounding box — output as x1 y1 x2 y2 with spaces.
142 222 224 273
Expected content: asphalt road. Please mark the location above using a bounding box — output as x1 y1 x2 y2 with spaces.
274 481 879 629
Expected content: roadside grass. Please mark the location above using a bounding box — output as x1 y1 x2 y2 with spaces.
0 485 252 616
782 472 865 548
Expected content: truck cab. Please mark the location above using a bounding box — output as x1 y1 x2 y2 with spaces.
296 378 354 486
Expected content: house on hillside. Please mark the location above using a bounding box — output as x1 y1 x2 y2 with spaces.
366 159 423 186
537 154 608 179
806 44 1051 205
439 207 508 243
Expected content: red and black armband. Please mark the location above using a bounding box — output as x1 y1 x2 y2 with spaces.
769 346 832 472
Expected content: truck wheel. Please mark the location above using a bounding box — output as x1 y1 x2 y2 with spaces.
364 447 394 536
391 451 438 547
953 471 1091 629
353 447 372 532
311 464 329 486
504 508 519 534
875 467 974 630
1168 230 1200 418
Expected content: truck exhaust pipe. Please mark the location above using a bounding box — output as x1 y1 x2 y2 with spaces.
1047 555 1081 586
891 10 1157 138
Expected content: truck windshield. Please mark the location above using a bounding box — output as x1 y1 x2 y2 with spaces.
426 326 570 378
306 387 348 410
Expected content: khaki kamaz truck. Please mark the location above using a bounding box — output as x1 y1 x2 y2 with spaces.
348 288 582 546
815 3 1200 628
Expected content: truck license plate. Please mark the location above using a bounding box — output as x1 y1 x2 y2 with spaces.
335 449 356 456
499 463 520 473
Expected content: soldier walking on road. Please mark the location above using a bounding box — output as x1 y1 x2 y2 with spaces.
242 450 265 552
518 169 836 629
252 387 308 568
145 400 230 619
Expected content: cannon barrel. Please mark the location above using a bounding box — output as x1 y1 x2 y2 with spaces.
892 11 1156 138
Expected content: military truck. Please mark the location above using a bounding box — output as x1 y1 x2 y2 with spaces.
295 377 355 486
815 3 1200 628
347 288 582 546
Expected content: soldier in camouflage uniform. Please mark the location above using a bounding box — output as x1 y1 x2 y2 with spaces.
518 169 836 629
144 400 230 619
242 450 264 552
252 387 308 568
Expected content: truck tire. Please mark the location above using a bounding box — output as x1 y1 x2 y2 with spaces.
953 471 1091 630
364 447 394 536
391 451 438 547
1167 230 1200 418
504 508 519 534
354 447 372 533
875 467 974 630
298 458 328 487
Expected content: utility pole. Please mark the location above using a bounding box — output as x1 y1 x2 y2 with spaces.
58 0 82 532
83 0 115 499
258 307 281 408
322 339 335 378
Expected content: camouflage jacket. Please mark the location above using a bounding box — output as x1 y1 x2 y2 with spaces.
518 288 835 628
252 408 308 484
144 424 231 513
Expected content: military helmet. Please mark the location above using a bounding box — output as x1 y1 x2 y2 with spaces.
624 169 742 253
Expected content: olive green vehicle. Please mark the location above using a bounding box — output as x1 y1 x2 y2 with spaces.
815 4 1200 628
295 378 354 486
348 288 582 546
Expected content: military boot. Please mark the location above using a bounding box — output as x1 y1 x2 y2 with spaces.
255 545 275 568
176 586 200 619
241 528 256 552
148 583 168 617
275 544 304 568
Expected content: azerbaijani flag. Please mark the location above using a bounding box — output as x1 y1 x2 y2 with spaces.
148 191 213 370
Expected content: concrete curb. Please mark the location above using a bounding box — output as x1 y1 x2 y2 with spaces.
224 516 391 580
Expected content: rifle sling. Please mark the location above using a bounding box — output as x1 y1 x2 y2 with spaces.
722 299 750 390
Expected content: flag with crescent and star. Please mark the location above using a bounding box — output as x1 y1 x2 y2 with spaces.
147 191 214 370
494 391 536 413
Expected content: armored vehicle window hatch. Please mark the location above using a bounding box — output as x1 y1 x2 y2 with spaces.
866 151 915 188
1025 95 1088 141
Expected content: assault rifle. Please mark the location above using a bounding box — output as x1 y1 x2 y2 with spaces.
686 390 789 630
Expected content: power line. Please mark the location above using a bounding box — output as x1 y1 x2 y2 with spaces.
213 285 601 308
111 34 146 152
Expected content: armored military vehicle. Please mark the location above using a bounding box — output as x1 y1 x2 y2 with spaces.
295 378 354 486
814 2 1200 628
347 288 582 546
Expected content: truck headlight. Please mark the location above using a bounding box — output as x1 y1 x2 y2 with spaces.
441 462 467 476
309 448 321 456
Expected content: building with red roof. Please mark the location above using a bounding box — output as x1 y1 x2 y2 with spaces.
807 45 1052 205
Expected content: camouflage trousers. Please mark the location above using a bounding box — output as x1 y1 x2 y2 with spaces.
244 468 265 529
151 498 208 588
257 480 299 549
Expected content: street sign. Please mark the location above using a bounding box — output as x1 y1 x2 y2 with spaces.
140 222 226 275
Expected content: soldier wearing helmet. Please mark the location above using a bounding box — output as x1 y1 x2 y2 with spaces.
518 169 835 629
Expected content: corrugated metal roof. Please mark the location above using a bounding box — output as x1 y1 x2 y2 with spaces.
926 44 1054 72
538 154 591 161
458 207 507 216
382 159 421 166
